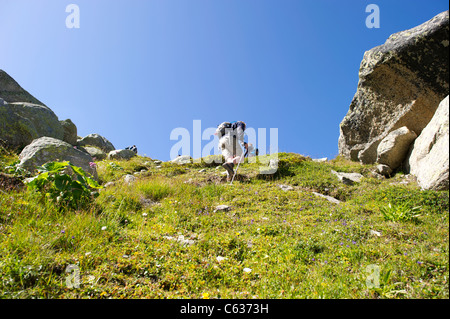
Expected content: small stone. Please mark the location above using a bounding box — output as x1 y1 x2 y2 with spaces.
377 164 393 177
278 184 294 191
214 205 231 213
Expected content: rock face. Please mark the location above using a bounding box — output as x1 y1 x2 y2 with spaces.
406 96 449 190
0 102 64 149
77 134 115 153
107 149 136 160
18 137 98 180
0 69 44 105
376 126 417 170
60 119 78 145
339 11 449 164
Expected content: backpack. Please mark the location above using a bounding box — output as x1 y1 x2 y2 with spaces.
216 122 232 138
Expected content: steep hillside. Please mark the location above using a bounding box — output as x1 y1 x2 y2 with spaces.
0 147 448 299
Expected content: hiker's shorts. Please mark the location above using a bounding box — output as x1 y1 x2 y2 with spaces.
219 135 243 161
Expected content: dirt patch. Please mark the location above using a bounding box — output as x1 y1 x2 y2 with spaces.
0 173 25 192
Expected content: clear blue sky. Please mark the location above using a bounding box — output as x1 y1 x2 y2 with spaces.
1 0 448 161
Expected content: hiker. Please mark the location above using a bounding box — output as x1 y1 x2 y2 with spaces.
125 145 138 154
216 121 246 181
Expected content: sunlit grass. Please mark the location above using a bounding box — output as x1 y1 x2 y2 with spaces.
0 150 448 299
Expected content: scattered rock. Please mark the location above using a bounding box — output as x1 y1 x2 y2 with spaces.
107 149 136 160
377 164 393 177
339 11 449 163
331 170 363 185
77 133 115 153
214 205 231 213
278 184 294 191
312 192 341 205
170 155 192 165
376 126 417 170
406 95 449 190
103 181 115 188
17 136 98 180
123 174 136 185
313 157 328 162
198 169 206 173
153 160 162 165
370 230 382 237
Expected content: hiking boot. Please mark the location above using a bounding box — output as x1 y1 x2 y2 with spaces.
222 162 234 176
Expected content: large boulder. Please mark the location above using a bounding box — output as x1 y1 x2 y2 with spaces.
406 96 449 190
0 102 64 150
376 126 417 171
339 11 449 164
18 137 98 180
107 149 136 160
60 119 78 145
0 69 44 105
77 134 115 153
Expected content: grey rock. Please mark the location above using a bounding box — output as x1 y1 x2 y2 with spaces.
83 146 107 160
214 205 231 213
278 184 294 191
377 164 393 177
0 102 64 150
123 174 136 185
339 11 449 163
18 136 98 180
107 149 136 160
376 126 417 170
313 157 328 163
312 192 341 204
406 96 449 190
198 169 206 173
331 170 363 185
170 155 192 165
77 134 115 153
0 69 44 105
60 119 78 145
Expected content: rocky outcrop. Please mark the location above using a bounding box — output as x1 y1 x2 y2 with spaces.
0 102 64 150
376 126 417 171
339 11 449 164
18 137 98 180
0 69 44 105
60 119 78 145
77 134 115 153
406 96 449 190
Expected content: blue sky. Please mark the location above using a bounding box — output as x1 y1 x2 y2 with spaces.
1 0 448 161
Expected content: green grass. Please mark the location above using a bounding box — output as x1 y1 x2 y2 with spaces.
0 150 448 299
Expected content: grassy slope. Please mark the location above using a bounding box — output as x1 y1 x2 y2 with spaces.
0 148 448 299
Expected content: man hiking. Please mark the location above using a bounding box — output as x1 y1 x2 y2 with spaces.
215 121 246 182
